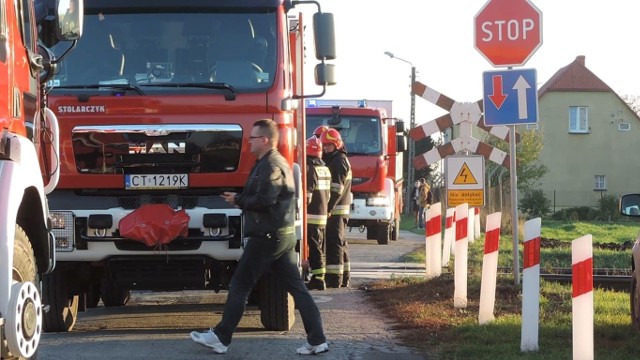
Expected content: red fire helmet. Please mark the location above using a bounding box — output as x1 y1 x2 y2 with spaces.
320 128 343 149
313 125 329 138
306 136 323 158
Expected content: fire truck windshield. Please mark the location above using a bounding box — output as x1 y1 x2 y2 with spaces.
306 116 382 156
50 11 277 92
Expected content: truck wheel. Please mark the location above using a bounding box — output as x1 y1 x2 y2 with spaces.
100 282 131 307
376 223 390 245
366 226 377 240
4 225 42 358
258 271 295 331
42 270 79 332
86 282 101 308
632 272 640 330
391 218 400 241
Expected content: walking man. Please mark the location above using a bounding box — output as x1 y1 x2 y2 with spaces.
320 128 352 288
190 119 328 355
305 136 331 290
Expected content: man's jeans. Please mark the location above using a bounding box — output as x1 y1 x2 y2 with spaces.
214 233 326 346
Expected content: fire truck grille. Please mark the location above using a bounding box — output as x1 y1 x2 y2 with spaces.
71 124 242 174
117 195 199 210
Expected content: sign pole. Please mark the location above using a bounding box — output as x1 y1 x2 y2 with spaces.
510 124 520 285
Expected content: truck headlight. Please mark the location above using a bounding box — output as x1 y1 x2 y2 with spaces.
50 211 75 252
366 196 389 207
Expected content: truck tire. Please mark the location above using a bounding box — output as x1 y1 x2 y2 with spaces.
258 271 295 331
391 218 400 241
42 270 79 333
366 226 377 240
100 282 131 307
5 225 41 359
86 282 101 308
376 223 390 245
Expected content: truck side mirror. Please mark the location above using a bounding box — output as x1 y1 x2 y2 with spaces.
396 134 407 153
315 63 336 87
396 121 405 133
313 13 336 60
56 0 84 41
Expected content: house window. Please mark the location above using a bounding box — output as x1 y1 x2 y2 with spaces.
619 123 630 131
594 175 606 191
569 106 588 133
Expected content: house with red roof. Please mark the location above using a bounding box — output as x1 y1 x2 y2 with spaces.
536 55 640 210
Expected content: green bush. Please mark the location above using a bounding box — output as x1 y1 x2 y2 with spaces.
519 188 550 217
551 206 598 221
596 194 620 221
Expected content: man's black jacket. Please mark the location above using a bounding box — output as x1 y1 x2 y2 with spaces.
235 149 295 238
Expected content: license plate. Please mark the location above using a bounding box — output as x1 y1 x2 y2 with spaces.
125 174 188 190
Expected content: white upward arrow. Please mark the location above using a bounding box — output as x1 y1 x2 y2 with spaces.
513 75 532 119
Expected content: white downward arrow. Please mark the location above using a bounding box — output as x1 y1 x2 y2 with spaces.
513 75 532 119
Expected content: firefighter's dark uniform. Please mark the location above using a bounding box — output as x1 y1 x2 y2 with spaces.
306 156 331 289
323 148 352 288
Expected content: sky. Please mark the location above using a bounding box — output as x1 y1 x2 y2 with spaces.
303 0 640 126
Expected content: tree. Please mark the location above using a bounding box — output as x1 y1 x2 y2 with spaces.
620 94 640 116
408 133 437 183
483 126 548 194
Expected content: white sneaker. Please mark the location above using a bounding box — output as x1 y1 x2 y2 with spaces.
296 342 329 355
190 329 228 354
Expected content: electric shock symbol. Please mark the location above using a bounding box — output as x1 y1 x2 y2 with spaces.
453 163 478 185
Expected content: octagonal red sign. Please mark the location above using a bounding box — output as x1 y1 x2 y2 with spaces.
474 0 543 67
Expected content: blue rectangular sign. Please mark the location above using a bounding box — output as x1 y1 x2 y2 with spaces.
482 68 538 126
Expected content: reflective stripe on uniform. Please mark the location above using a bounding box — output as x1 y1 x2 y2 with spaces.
330 182 344 195
331 204 350 215
326 264 344 274
307 213 328 225
310 268 326 276
316 167 331 190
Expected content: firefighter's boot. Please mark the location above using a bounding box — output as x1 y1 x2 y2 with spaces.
306 277 326 291
325 274 342 288
341 271 350 288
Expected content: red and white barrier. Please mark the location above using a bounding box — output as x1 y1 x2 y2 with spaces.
425 202 442 277
572 235 593 360
442 208 455 266
478 212 501 324
474 207 481 240
453 203 468 308
521 217 541 352
467 208 475 243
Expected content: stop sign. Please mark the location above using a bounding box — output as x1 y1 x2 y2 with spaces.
474 0 542 67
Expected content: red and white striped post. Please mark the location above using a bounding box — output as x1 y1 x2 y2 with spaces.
425 202 442 277
474 207 481 240
453 203 468 308
467 208 476 243
479 212 501 324
442 207 455 266
521 217 541 352
572 234 593 360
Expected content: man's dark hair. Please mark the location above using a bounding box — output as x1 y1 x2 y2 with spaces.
253 119 279 145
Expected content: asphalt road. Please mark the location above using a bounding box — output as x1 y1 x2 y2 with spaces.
38 230 428 360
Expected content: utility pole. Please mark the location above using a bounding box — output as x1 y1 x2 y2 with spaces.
407 65 416 214
384 51 417 214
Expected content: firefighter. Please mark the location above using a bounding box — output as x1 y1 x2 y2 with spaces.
319 128 352 288
305 137 331 290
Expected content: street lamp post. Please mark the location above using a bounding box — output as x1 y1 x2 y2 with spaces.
385 51 416 215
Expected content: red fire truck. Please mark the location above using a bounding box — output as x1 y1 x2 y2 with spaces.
0 0 82 358
306 100 406 245
43 0 336 333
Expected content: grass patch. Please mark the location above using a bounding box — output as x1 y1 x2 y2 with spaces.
367 216 640 358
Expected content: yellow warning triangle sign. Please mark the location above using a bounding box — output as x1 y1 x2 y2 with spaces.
453 163 478 185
